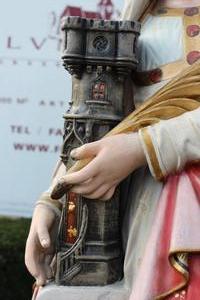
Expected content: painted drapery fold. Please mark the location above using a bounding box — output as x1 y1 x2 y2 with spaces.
129 165 200 299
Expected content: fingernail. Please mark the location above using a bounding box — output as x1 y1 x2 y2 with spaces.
36 278 44 286
70 149 77 158
51 181 66 199
41 239 49 248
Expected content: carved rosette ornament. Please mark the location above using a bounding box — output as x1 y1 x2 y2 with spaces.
55 16 140 286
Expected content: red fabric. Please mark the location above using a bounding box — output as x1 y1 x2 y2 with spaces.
130 165 200 299
156 166 200 299
169 166 200 300
152 175 182 295
167 256 200 300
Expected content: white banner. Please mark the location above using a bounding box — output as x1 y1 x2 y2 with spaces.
0 0 122 216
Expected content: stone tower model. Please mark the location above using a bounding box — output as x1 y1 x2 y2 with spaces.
55 16 140 286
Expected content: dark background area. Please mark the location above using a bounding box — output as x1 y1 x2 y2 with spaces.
0 217 33 300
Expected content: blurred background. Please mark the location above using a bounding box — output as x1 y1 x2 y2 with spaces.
0 0 122 299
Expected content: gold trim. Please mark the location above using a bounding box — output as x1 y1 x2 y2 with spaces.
67 226 78 238
170 248 200 254
68 201 76 212
139 0 157 22
155 252 189 299
153 7 185 17
152 5 200 17
153 98 200 111
140 127 164 180
183 13 200 63
170 254 188 279
155 248 200 299
155 282 187 300
160 61 188 81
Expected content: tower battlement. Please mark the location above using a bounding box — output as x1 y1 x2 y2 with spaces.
61 16 87 29
62 16 141 33
61 17 140 72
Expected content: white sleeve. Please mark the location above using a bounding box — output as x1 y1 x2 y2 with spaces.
139 107 200 180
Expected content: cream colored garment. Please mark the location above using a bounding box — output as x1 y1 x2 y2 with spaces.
135 14 183 104
138 15 183 71
140 108 200 178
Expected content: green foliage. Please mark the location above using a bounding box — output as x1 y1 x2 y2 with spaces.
0 217 33 300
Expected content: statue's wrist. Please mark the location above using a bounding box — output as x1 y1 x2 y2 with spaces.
35 192 62 219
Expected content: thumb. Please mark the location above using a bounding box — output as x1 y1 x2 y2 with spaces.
37 223 51 249
70 141 100 160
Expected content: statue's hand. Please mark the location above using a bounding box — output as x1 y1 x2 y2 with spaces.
52 133 146 201
25 204 58 286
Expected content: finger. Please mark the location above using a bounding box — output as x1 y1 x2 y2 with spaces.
25 240 47 285
37 223 51 249
50 256 57 275
50 179 72 200
83 184 110 200
36 271 47 286
51 156 101 199
70 176 103 195
61 156 101 184
99 186 116 201
70 141 100 160
32 284 40 300
44 255 54 279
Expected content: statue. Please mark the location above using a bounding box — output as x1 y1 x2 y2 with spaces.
25 1 200 299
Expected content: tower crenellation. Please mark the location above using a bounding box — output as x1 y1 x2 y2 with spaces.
61 16 140 75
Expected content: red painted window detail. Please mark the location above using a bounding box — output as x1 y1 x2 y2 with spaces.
92 82 106 100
